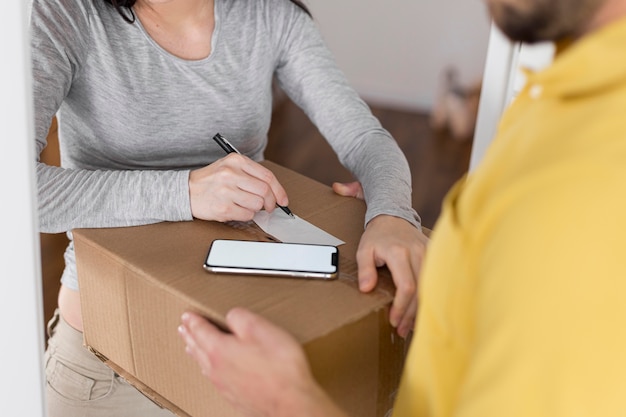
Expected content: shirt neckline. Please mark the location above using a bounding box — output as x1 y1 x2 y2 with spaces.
523 15 626 98
132 0 220 66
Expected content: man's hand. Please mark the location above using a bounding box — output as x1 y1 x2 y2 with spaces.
189 154 289 222
178 309 348 417
333 181 428 338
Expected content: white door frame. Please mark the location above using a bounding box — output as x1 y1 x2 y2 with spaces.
470 25 555 171
470 24 519 171
0 0 47 415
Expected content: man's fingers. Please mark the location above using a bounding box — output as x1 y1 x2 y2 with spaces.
179 312 227 374
226 307 296 348
225 307 264 342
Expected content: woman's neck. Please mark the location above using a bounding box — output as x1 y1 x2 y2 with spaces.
134 0 216 60
135 0 214 30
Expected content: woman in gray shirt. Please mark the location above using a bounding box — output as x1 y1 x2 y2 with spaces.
32 0 428 415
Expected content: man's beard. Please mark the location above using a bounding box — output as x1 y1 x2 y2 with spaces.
489 1 565 43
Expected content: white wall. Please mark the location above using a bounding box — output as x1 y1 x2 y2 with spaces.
308 0 492 111
0 0 47 415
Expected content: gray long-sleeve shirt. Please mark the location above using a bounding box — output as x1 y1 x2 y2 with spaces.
30 0 420 290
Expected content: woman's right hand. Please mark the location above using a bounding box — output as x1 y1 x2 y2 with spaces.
189 154 289 222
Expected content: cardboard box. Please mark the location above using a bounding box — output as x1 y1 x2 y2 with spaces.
74 161 407 417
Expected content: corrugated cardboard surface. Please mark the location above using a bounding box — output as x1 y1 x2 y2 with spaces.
75 161 407 417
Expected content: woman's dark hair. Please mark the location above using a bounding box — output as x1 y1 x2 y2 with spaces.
102 0 310 24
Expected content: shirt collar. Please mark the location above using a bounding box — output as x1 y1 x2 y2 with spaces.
522 15 626 98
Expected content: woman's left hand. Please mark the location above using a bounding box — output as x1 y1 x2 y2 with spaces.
333 181 429 338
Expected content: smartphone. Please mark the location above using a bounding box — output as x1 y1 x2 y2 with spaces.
204 239 339 280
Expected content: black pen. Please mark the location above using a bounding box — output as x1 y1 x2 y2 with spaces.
212 133 295 218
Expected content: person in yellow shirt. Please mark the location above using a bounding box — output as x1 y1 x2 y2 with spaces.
177 0 626 416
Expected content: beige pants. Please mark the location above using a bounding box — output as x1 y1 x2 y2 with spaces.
45 310 175 417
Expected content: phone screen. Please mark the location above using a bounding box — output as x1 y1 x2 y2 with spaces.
204 239 339 279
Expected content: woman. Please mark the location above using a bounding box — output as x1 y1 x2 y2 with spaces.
32 0 428 415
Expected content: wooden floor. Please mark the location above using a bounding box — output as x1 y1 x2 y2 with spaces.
39 100 472 336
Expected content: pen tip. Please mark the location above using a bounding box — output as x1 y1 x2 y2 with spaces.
279 205 295 218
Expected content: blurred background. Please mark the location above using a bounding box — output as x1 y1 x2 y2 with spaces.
268 0 491 227
308 0 490 111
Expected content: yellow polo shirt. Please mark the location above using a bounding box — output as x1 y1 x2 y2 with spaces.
393 17 626 417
